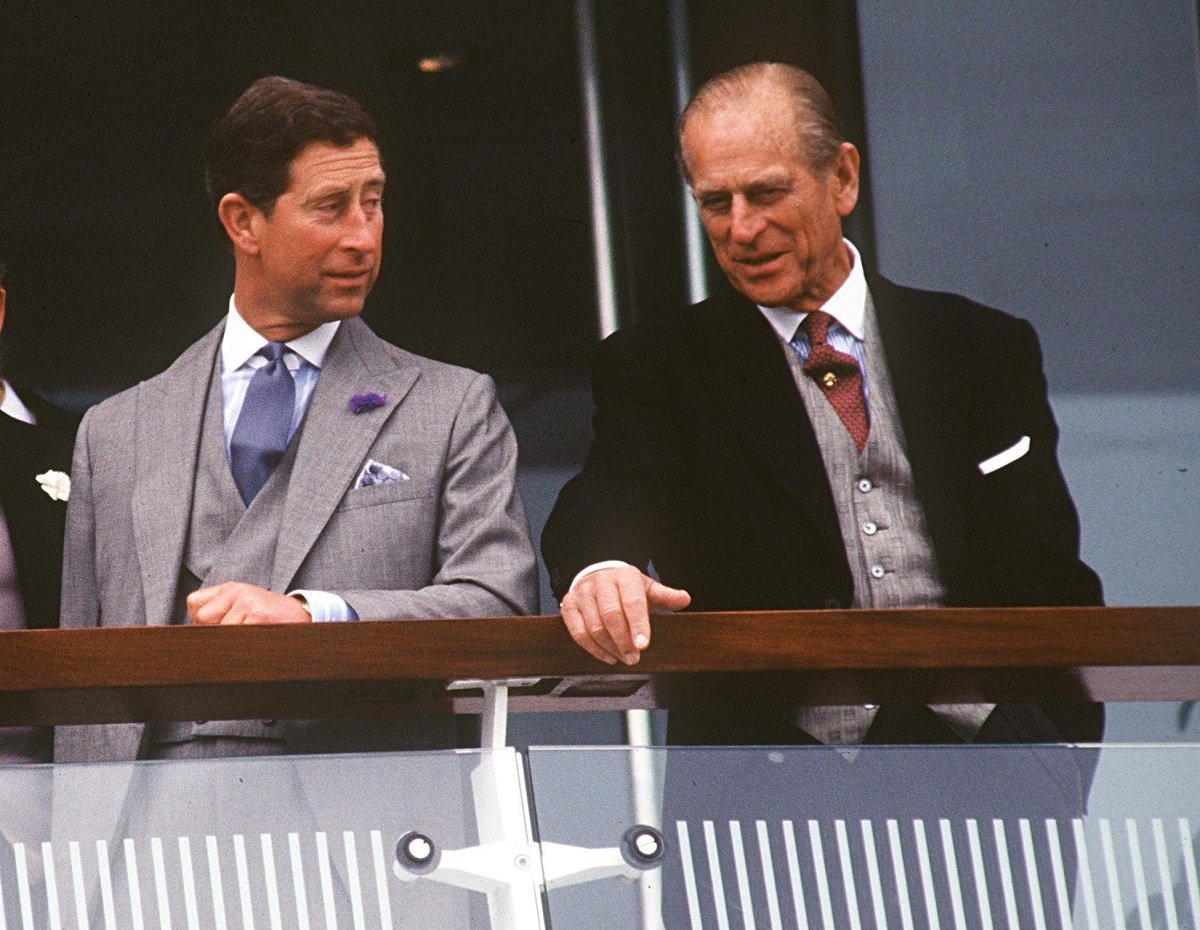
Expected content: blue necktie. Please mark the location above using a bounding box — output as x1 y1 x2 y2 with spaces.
229 342 296 505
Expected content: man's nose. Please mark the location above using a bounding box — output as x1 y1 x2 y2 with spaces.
341 204 378 251
728 198 765 244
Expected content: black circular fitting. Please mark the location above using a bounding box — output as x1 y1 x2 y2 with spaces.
395 832 440 874
621 825 667 869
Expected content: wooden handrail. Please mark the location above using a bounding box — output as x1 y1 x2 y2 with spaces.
0 606 1197 725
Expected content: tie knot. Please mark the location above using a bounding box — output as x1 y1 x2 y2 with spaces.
800 310 833 347
257 342 288 364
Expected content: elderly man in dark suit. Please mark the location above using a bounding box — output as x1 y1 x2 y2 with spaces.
0 261 77 762
58 78 538 763
542 63 1102 749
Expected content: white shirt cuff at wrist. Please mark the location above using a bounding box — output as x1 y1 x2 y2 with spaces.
288 589 359 622
568 560 632 594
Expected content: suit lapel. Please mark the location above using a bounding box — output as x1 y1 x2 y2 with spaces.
131 324 223 627
870 276 969 588
270 317 419 591
691 294 847 561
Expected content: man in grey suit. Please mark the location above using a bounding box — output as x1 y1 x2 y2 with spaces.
57 76 538 762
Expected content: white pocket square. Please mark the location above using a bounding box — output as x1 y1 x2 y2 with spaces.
354 459 410 489
977 435 1030 475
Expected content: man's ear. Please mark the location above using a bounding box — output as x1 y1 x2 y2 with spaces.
0 287 7 337
833 142 861 218
217 193 263 255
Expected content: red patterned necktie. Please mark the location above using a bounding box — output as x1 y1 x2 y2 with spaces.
800 310 869 451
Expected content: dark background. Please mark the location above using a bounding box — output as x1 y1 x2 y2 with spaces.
0 1 592 392
0 1 868 409
4 2 1194 616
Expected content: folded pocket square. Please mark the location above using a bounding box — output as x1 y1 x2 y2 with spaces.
354 459 410 489
977 435 1030 475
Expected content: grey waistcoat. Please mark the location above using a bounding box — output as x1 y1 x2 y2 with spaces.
155 355 296 747
783 290 991 742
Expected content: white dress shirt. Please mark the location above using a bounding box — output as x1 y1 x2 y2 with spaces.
0 379 37 426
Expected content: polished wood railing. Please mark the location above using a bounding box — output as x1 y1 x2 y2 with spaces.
0 606 1197 725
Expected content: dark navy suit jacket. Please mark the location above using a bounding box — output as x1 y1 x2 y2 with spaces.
0 386 78 630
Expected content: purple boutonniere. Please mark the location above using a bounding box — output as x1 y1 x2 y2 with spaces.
349 391 388 414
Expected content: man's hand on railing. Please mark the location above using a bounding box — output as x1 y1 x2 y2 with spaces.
187 583 312 625
559 565 690 666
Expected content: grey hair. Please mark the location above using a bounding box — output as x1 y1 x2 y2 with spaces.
677 62 846 180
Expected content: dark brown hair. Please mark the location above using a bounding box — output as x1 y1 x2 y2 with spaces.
204 76 377 215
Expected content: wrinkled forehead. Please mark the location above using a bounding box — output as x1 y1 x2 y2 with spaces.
285 138 385 195
682 93 805 170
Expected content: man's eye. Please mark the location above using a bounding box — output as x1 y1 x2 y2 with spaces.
699 197 730 213
750 187 786 203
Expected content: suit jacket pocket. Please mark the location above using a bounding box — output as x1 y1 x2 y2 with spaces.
337 477 437 510
977 435 1030 476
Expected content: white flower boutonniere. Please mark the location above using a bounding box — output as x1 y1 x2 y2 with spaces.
36 470 70 502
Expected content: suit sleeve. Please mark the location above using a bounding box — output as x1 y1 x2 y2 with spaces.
966 318 1103 607
332 374 539 619
541 328 679 600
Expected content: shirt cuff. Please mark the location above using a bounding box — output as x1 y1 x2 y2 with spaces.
568 560 632 594
289 590 359 622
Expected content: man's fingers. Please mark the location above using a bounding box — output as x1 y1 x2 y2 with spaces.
186 583 311 625
561 598 619 665
581 583 631 663
188 585 235 624
592 576 644 664
612 571 654 652
185 585 224 621
186 586 220 608
645 579 691 613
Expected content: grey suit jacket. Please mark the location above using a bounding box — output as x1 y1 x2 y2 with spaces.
57 315 538 761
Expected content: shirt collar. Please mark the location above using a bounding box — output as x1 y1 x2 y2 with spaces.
757 239 867 344
0 379 36 426
221 295 341 372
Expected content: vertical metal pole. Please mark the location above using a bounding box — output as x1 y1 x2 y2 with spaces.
667 0 708 306
466 746 547 929
575 0 621 338
474 686 544 928
480 681 510 750
625 710 666 929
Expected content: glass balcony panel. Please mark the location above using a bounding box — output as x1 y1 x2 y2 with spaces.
0 750 521 928
527 744 1200 930
5 742 1197 928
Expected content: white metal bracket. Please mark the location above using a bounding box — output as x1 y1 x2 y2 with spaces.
397 681 666 928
